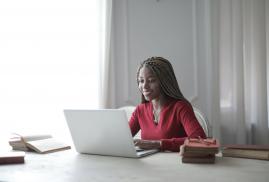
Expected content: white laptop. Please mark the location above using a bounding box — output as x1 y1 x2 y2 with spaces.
64 109 159 158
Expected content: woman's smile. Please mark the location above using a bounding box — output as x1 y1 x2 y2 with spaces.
143 90 152 96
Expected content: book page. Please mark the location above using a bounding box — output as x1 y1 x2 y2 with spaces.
26 138 71 154
21 134 52 142
10 133 52 142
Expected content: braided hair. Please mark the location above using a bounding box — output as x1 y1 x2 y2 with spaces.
137 57 186 103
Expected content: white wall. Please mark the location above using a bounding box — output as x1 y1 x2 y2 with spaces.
112 0 213 126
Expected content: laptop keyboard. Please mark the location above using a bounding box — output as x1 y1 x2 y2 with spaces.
135 146 145 152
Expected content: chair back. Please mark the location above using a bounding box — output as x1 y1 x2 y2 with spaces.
193 107 211 137
118 106 140 139
118 106 136 121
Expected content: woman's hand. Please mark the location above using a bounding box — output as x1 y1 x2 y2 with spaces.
134 139 161 150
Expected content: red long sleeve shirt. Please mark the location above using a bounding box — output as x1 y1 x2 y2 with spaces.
129 99 206 152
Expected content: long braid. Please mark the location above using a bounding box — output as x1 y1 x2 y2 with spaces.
137 57 186 103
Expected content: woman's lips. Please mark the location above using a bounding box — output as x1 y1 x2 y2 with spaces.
143 91 152 96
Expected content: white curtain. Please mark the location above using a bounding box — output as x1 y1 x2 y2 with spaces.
212 0 269 144
100 0 269 144
99 0 116 109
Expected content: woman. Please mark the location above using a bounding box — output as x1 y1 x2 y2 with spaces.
129 57 206 152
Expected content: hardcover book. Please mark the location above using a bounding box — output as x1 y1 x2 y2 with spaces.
0 151 25 164
222 144 269 160
183 138 220 154
180 137 220 164
181 155 215 164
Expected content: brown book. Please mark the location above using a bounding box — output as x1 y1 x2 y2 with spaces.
0 152 25 164
182 155 215 164
180 138 219 164
9 133 71 154
222 144 269 150
222 144 269 160
182 152 214 158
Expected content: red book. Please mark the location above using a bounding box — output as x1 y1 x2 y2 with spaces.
183 138 220 154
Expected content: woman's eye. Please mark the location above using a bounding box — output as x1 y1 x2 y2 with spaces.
138 78 156 84
148 79 156 83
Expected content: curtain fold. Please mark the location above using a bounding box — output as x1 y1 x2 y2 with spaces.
214 0 269 144
99 0 115 109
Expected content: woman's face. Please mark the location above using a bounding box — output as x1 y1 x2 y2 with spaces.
138 66 161 102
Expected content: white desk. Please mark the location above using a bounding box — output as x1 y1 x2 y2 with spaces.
0 149 268 182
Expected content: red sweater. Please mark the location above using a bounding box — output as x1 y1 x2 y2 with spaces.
129 99 206 152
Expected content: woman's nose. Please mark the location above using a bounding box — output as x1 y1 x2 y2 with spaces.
143 80 149 89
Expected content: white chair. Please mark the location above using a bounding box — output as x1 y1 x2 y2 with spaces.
118 106 136 121
118 106 141 139
193 107 211 137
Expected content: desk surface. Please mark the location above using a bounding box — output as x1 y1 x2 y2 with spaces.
0 149 269 182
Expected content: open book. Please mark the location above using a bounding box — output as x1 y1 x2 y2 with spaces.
9 133 71 154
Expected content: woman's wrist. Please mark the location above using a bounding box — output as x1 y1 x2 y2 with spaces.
135 139 162 150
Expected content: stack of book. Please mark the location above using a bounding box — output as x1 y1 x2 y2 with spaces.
9 133 71 154
180 138 220 164
222 144 269 160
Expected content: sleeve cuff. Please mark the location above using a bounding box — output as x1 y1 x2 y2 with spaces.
160 139 173 151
